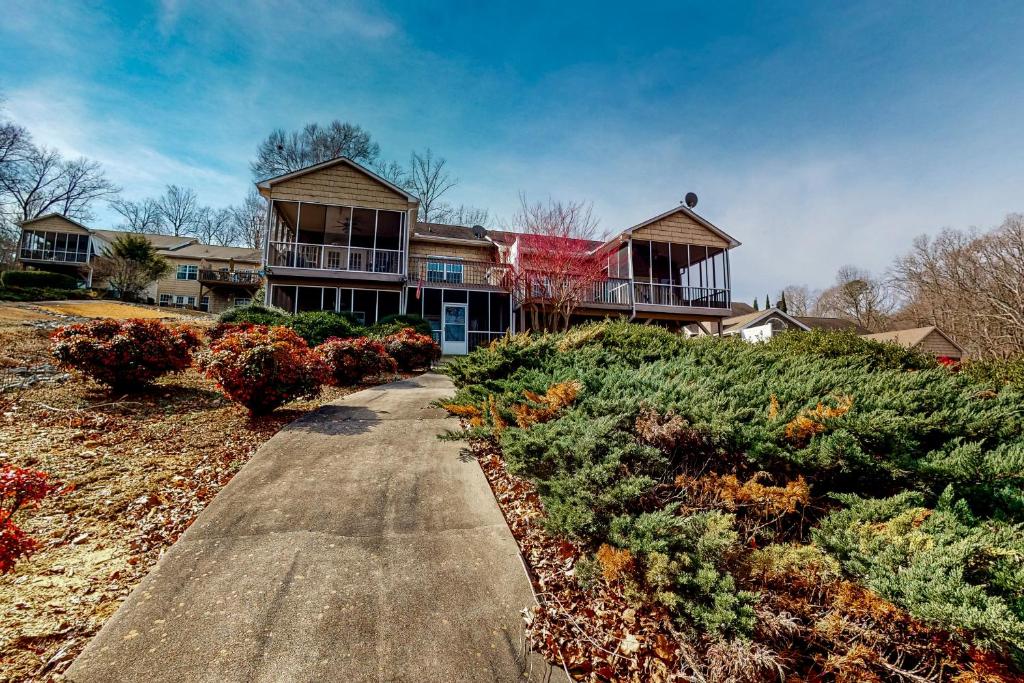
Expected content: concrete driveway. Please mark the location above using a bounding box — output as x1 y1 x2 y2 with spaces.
66 373 561 682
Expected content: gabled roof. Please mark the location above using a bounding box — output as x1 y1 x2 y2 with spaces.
862 326 964 353
255 156 419 203
618 205 741 248
722 307 811 334
19 212 93 232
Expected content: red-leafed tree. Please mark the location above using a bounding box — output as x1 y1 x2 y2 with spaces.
0 465 57 573
503 194 607 332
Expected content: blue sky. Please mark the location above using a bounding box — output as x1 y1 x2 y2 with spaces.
3 1 1023 300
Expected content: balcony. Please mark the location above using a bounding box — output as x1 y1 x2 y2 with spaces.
198 269 261 287
632 283 730 310
407 256 510 290
267 242 403 278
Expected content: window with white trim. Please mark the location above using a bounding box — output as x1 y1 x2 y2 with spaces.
176 264 198 280
234 297 252 307
200 296 210 312
159 294 171 306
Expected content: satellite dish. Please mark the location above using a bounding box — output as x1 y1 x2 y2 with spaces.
684 192 698 209
471 224 487 238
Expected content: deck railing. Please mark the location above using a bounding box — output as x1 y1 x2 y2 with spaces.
268 242 403 275
407 256 510 288
198 269 261 286
632 283 730 309
19 247 89 264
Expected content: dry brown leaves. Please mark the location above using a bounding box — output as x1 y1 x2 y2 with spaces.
0 324 375 681
473 441 685 682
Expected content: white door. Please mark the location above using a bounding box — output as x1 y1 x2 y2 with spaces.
442 303 468 355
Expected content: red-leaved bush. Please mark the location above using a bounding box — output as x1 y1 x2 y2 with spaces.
207 321 260 342
1 465 56 574
51 319 201 392
198 325 328 415
381 328 441 371
316 336 397 385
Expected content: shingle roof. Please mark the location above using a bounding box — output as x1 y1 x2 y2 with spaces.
91 230 196 250
722 307 811 334
413 222 490 242
164 243 262 262
862 326 964 354
796 316 869 334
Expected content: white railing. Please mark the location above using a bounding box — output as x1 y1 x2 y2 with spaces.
19 247 89 263
632 283 730 309
268 242 403 275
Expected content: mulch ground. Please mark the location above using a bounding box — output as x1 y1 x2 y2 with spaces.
0 323 406 682
471 441 685 683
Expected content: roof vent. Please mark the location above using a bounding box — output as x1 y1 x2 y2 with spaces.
684 192 698 209
471 224 487 239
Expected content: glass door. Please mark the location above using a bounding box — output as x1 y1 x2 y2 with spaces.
442 303 467 355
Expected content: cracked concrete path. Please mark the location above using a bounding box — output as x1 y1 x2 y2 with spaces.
67 373 561 682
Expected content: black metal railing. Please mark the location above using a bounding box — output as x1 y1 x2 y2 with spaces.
198 269 262 286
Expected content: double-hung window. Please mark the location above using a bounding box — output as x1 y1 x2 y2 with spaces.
176 264 198 280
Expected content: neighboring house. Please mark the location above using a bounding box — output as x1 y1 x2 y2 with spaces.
795 316 869 334
862 326 965 360
721 307 811 341
256 156 742 354
16 214 262 313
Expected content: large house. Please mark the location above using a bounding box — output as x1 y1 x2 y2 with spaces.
16 214 261 313
256 156 741 354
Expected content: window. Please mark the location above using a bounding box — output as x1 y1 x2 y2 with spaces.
176 264 198 280
159 294 171 306
234 297 252 307
426 259 463 283
199 296 210 312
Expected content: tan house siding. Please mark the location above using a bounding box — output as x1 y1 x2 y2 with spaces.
22 215 92 235
269 164 412 211
919 331 962 358
632 212 729 248
408 240 496 260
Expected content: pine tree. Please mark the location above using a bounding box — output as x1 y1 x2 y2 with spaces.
752 297 759 311
765 294 771 310
778 291 788 313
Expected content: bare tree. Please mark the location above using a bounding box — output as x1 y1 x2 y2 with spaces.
372 159 406 186
250 121 380 180
109 197 165 234
405 149 456 223
157 185 201 237
891 215 1024 358
780 284 818 317
505 194 605 332
230 188 268 250
193 207 237 246
815 265 895 332
0 145 117 223
433 203 491 227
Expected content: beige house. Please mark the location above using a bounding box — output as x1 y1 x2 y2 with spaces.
257 156 741 353
16 214 261 314
862 326 965 360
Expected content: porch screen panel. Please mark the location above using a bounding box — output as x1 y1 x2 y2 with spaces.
271 285 297 313
352 289 377 325
296 287 325 312
323 287 338 312
468 291 489 332
378 291 401 319
375 211 402 250
490 293 510 332
651 241 671 284
631 240 651 282
297 203 327 243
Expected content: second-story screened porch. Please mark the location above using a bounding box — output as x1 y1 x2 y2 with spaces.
19 229 91 265
602 239 731 311
265 199 407 277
